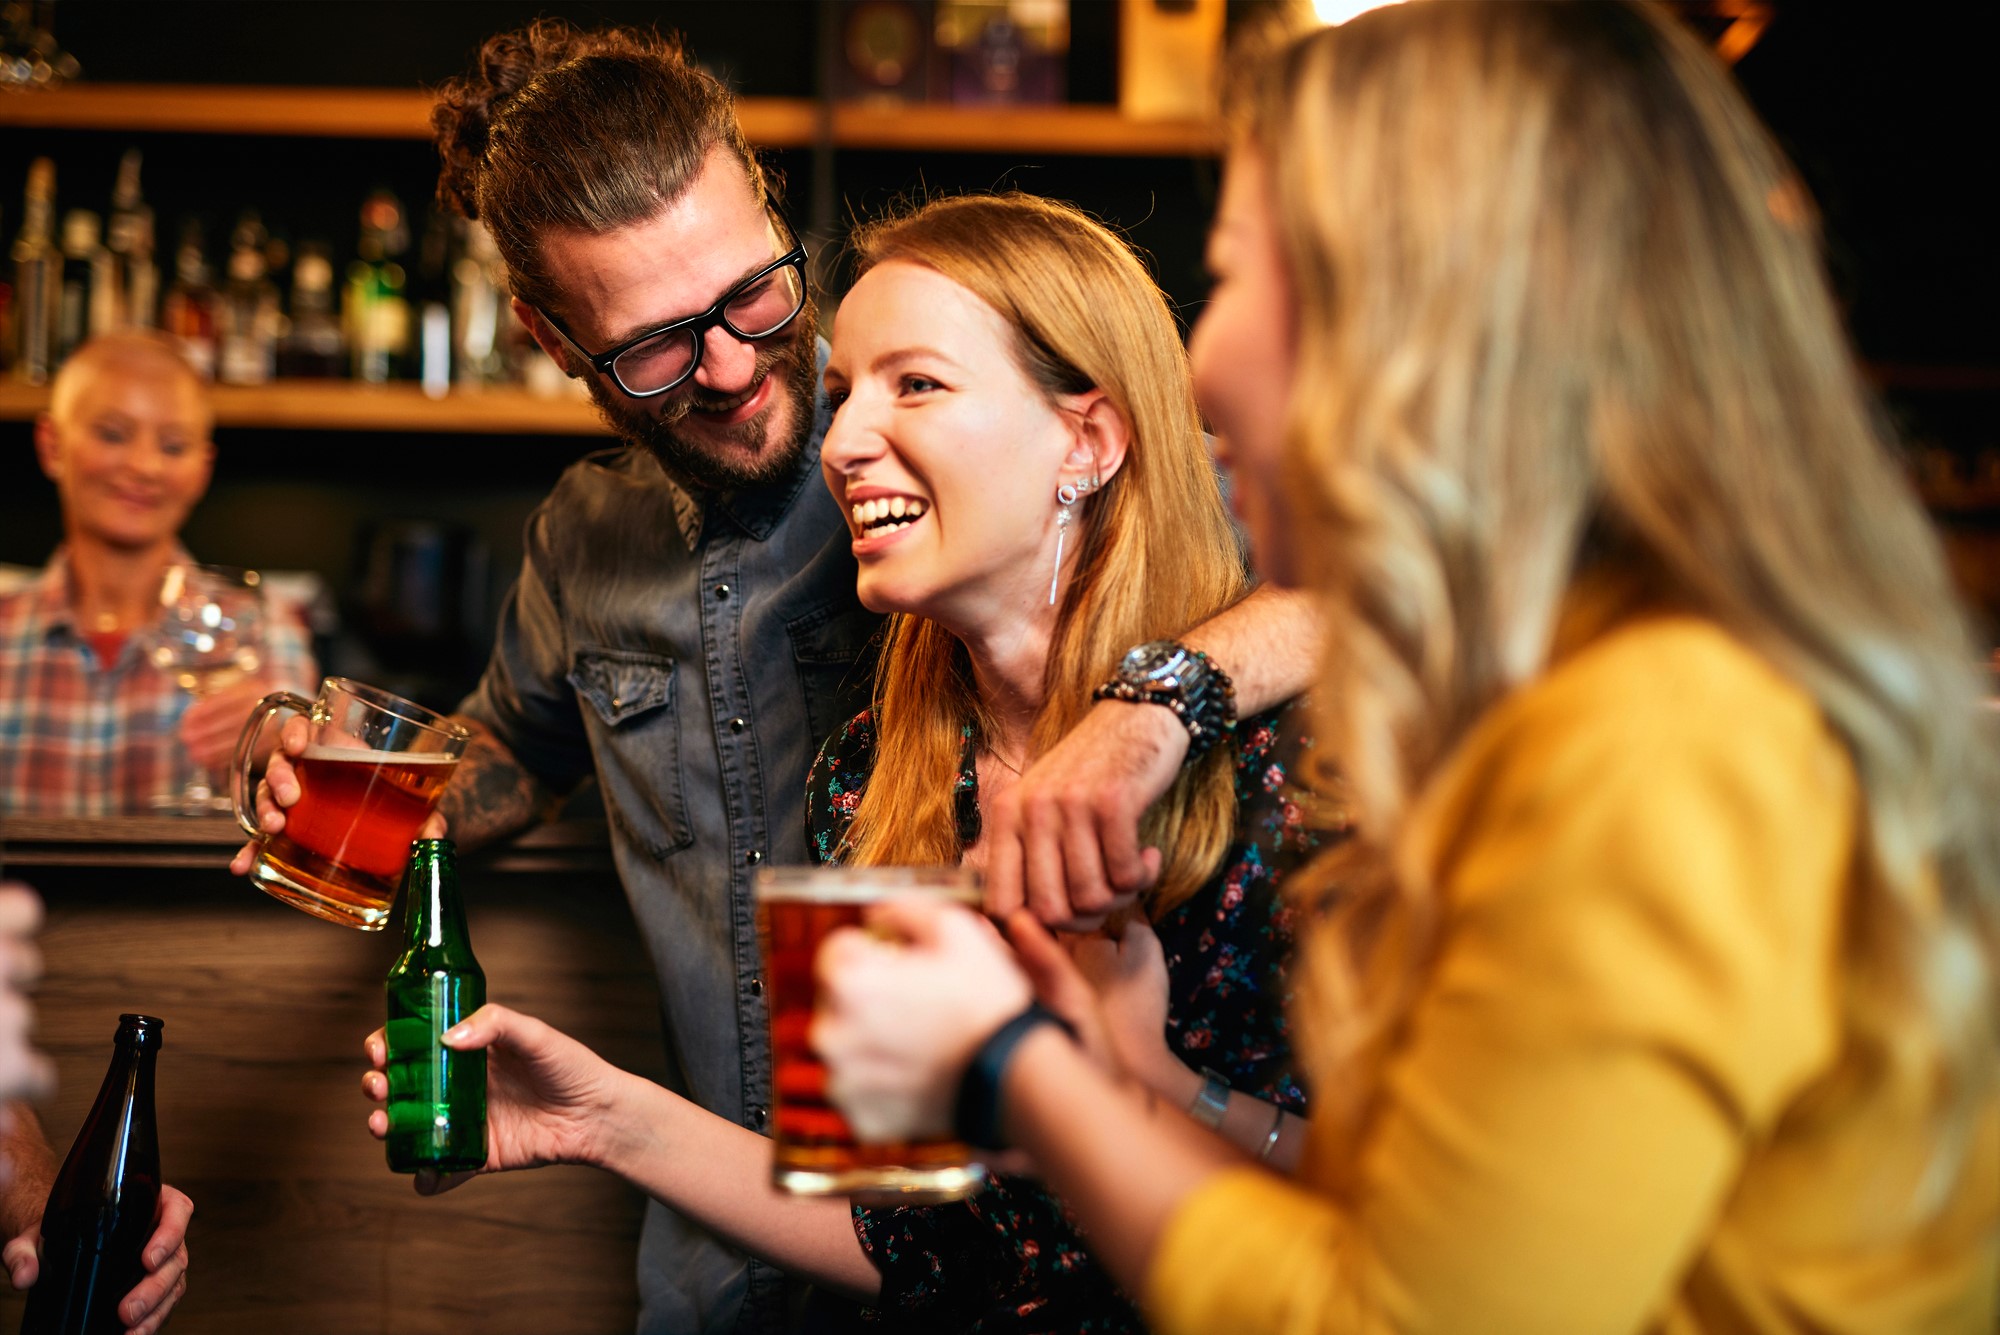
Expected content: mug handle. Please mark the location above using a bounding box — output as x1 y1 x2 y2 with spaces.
233 691 314 840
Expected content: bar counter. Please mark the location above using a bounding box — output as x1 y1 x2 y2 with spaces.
0 816 665 1334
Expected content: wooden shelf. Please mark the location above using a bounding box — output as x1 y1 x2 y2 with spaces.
0 84 1221 156
0 378 610 435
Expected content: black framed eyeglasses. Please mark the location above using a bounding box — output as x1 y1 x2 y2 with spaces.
538 238 810 399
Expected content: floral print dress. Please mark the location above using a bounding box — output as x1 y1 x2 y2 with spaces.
802 700 1327 1333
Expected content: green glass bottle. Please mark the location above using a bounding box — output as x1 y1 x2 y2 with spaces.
384 838 486 1174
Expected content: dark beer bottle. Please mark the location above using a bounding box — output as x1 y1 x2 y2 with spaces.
384 838 487 1173
20 1014 164 1335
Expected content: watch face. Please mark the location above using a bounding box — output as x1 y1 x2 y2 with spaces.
1125 640 1192 684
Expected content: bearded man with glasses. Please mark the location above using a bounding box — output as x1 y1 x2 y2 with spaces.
237 18 1317 1334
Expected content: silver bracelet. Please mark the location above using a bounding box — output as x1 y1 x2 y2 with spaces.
1258 1105 1285 1161
1188 1067 1231 1130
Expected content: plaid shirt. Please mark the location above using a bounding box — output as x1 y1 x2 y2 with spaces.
0 548 319 817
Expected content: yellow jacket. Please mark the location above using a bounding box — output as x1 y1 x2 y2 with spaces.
1144 615 2000 1333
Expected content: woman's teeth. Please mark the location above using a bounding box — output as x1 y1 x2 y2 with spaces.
852 496 929 534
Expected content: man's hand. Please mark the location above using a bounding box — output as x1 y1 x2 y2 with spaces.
228 714 309 875
982 701 1185 929
3 1182 192 1335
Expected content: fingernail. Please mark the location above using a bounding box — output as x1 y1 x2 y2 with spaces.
443 1025 466 1043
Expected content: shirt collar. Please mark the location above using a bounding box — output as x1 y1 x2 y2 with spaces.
34 542 197 639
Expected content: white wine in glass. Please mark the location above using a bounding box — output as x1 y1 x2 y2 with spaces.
149 563 267 814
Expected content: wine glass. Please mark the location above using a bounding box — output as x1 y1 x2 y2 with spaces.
148 563 267 815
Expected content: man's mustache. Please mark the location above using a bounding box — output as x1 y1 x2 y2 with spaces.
653 336 803 426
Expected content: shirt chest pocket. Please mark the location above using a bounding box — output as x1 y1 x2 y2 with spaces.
569 646 694 859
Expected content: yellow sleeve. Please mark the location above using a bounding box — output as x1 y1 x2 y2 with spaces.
1143 622 1854 1335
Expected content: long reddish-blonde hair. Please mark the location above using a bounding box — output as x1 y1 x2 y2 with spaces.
838 194 1249 915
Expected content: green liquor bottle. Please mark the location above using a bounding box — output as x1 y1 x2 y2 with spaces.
384 838 487 1174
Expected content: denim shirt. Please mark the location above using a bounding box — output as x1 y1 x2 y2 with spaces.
460 358 879 1333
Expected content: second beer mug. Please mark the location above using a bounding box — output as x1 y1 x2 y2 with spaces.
759 865 988 1204
233 677 469 930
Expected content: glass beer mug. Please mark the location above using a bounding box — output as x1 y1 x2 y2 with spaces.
233 677 470 930
757 865 988 1203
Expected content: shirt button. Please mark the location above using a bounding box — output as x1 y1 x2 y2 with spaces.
745 849 763 865
749 976 763 997
610 696 623 710
750 1104 768 1130
713 584 731 600
729 716 747 733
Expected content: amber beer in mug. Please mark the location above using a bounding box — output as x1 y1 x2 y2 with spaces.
233 677 470 929
758 866 987 1204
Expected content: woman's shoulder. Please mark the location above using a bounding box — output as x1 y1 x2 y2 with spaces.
1499 615 1838 763
814 708 878 766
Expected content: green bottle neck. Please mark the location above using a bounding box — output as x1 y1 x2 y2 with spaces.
401 841 474 961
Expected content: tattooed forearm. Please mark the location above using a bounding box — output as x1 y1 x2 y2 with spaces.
438 715 562 852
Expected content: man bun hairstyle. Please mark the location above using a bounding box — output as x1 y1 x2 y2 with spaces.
430 19 774 312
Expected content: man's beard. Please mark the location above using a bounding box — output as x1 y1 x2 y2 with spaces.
584 309 819 494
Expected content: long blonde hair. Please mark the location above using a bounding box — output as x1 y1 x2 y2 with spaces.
1247 1 2000 1196
839 194 1249 915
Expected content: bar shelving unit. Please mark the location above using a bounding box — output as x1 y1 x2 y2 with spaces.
0 83 1223 156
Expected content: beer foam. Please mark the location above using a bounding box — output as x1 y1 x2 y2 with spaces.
301 744 459 765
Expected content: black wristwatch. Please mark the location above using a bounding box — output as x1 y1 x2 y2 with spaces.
1092 639 1238 762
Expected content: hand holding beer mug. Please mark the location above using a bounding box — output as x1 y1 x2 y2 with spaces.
759 866 990 1203
232 678 469 930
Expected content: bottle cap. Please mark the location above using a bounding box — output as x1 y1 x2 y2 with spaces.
116 1013 166 1047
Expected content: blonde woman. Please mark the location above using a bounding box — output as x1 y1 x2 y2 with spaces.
363 194 1324 1331
813 4 2000 1332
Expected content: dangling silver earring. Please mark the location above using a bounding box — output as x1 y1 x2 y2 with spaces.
1049 475 1101 606
1050 484 1078 606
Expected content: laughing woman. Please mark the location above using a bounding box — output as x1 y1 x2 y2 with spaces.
364 193 1327 1331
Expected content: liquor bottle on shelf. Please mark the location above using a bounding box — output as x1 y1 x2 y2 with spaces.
160 219 217 381
384 839 487 1175
56 209 115 363
19 1013 165 1335
278 239 345 379
104 148 157 328
217 211 279 385
347 189 410 384
414 207 453 398
12 158 61 384
450 218 510 386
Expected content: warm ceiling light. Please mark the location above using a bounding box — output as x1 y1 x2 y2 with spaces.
1310 0 1407 25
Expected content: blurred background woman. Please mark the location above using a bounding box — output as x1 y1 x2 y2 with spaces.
812 4 2000 1331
